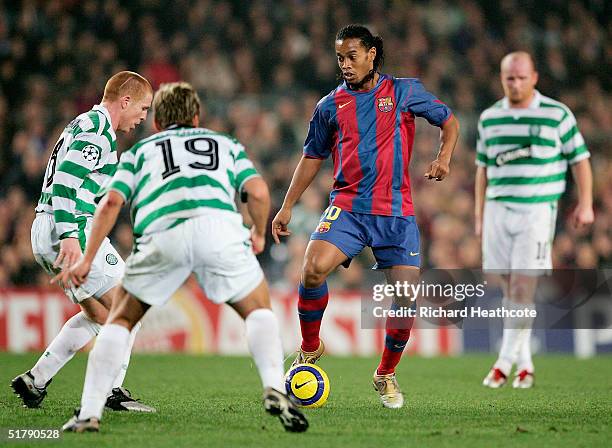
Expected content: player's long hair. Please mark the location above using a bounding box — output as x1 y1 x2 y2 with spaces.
336 24 384 89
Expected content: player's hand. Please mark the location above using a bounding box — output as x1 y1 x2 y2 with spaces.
51 257 92 288
53 237 82 270
571 203 594 230
250 227 266 255
424 159 450 181
271 207 292 244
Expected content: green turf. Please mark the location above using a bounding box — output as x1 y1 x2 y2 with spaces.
1 353 611 447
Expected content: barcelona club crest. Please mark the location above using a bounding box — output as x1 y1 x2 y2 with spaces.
377 96 394 113
316 222 331 233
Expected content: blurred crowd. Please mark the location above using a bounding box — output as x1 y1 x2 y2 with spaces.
0 0 610 289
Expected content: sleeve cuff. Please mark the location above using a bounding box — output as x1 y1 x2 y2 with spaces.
238 173 261 192
568 151 590 165
439 112 454 127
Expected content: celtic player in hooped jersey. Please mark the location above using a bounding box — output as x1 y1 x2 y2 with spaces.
475 52 594 389
11 71 155 413
55 82 308 433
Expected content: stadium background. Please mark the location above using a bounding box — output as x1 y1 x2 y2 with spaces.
0 0 610 357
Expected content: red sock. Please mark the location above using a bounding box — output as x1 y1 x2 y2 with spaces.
376 311 413 375
297 282 329 352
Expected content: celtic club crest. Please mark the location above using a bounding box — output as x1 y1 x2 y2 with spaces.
377 96 394 113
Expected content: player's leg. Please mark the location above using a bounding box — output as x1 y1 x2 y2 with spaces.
12 214 111 407
486 274 536 386
73 240 150 409
92 285 148 411
509 203 556 388
484 274 513 386
297 240 348 357
481 201 515 387
230 279 284 392
506 274 537 388
65 288 150 432
64 225 190 432
295 207 364 364
194 214 308 432
376 266 419 372
11 298 107 408
30 298 107 383
369 215 420 409
228 279 308 433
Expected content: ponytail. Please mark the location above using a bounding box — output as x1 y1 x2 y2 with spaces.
372 35 384 72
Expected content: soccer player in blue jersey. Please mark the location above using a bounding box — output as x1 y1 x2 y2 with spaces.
272 24 459 408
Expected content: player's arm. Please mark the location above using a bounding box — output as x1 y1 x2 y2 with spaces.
559 108 594 229
475 166 487 237
425 114 460 181
51 136 103 269
272 100 331 243
271 156 325 244
570 159 594 229
403 80 459 181
474 119 487 237
233 143 271 253
242 176 271 254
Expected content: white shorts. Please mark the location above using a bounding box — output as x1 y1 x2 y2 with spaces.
122 210 264 307
31 213 124 303
482 200 557 275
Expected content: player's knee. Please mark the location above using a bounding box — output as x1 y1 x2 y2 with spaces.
109 315 138 331
508 282 534 303
302 259 330 288
80 304 108 325
89 311 108 325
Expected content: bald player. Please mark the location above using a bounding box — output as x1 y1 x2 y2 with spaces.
11 71 155 412
475 52 594 388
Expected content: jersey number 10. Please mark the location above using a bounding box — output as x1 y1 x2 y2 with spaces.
156 137 219 179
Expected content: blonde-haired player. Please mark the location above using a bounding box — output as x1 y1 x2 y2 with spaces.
475 52 594 388
55 82 308 433
11 71 155 412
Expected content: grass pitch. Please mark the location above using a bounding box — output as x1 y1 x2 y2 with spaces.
1 353 610 447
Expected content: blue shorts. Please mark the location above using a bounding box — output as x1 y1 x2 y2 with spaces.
310 206 420 269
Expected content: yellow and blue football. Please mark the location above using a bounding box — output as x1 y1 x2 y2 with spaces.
285 363 330 408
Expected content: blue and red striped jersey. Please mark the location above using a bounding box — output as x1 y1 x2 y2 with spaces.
303 74 452 216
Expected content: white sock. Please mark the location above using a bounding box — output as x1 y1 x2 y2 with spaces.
79 324 130 420
495 327 521 376
111 321 141 389
245 309 285 392
494 298 535 377
30 312 100 388
516 328 534 373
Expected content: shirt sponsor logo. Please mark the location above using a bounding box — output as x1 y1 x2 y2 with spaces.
316 222 331 233
495 145 532 166
377 96 394 113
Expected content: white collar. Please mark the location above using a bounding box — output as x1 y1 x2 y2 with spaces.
92 104 117 140
502 90 541 110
